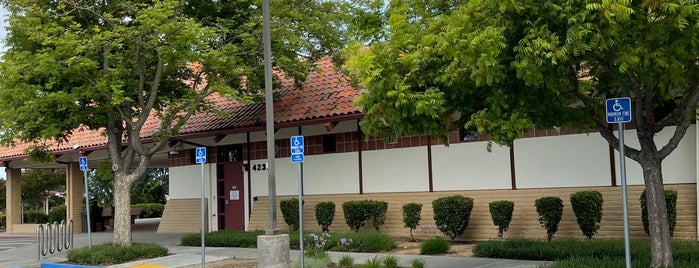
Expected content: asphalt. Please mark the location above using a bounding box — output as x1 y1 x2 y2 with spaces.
0 218 551 268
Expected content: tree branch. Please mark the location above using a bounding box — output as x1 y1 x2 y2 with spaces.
657 87 699 159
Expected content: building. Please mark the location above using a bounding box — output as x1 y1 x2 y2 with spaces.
1 58 697 241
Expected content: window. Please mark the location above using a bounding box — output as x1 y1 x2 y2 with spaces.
322 134 336 153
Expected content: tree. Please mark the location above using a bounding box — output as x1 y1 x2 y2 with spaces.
21 169 66 211
344 0 699 266
0 0 353 246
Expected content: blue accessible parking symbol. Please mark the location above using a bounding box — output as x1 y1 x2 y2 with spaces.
195 147 206 164
290 135 304 163
606 97 632 123
79 156 88 171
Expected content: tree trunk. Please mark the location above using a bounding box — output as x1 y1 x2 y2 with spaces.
641 155 673 267
113 174 133 246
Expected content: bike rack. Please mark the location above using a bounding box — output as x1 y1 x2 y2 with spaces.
37 219 74 260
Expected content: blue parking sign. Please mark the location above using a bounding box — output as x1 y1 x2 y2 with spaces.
195 147 206 164
606 97 632 123
79 156 88 171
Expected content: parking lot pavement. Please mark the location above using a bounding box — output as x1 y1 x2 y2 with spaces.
0 234 36 252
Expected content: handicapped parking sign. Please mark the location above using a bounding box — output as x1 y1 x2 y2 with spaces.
606 97 632 123
79 156 88 171
195 147 206 164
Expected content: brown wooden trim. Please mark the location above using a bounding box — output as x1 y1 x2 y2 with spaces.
510 146 517 190
427 142 433 192
246 132 252 216
608 125 617 186
357 120 364 194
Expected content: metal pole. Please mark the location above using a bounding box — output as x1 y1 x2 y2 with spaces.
83 170 92 249
201 162 206 267
298 163 304 268
619 122 631 268
262 0 279 235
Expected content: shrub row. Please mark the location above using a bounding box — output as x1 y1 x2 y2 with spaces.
278 188 676 241
49 205 67 223
24 211 49 224
132 203 165 218
67 243 168 265
0 215 5 228
181 230 396 253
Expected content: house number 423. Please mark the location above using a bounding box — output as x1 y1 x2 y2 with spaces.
252 163 268 171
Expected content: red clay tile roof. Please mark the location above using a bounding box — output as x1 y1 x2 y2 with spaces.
0 58 362 160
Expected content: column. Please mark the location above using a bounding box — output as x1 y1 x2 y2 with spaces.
66 162 83 233
5 168 21 233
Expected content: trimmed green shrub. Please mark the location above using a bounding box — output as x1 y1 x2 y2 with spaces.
342 200 388 232
640 189 677 237
488 200 514 238
432 195 474 241
180 230 263 247
420 237 450 255
570 191 603 239
24 211 49 224
132 203 165 218
369 200 388 231
343 200 368 232
402 202 422 241
535 196 564 241
48 205 67 223
280 198 303 231
67 243 168 265
0 215 5 228
315 201 335 232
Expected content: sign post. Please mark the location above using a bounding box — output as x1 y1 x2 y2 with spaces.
195 147 207 267
606 97 632 268
78 156 91 249
290 136 305 268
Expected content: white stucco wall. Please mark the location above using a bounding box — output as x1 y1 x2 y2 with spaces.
168 164 218 231
515 133 612 188
362 147 429 193
432 142 512 190
250 158 297 198
614 125 697 185
303 153 360 195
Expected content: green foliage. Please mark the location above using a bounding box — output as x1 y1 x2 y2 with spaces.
0 215 5 228
315 201 336 232
535 196 564 241
67 243 167 265
488 200 514 238
420 237 450 255
132 203 165 218
20 169 65 211
280 198 304 231
640 189 677 237
410 258 426 268
294 251 331 268
382 255 398 268
402 202 423 241
344 0 699 262
338 255 354 267
23 211 49 224
0 179 5 213
570 191 604 239
473 238 699 266
364 256 382 268
340 231 395 253
432 195 474 241
342 200 388 232
0 0 357 246
130 169 169 205
48 205 67 223
180 230 263 247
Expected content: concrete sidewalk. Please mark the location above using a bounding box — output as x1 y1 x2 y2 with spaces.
0 219 550 268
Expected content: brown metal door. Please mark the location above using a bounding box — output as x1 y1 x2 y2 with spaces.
223 162 245 230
